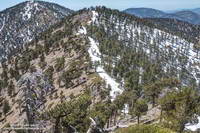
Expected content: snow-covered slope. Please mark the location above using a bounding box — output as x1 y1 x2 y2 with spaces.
0 5 199 131
76 7 200 99
78 12 123 101
76 8 200 130
90 8 199 88
0 0 73 61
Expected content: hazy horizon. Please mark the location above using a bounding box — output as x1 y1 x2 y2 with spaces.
0 0 200 12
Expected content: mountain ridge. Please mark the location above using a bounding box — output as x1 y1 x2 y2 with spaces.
124 7 200 24
191 8 200 15
0 3 199 133
124 8 166 18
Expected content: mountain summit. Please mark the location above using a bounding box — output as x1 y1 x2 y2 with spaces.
0 0 73 61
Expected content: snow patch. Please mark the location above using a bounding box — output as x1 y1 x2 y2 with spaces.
186 117 200 131
23 1 39 20
88 11 99 24
92 11 98 22
0 17 5 33
23 2 32 20
77 26 87 35
121 104 129 114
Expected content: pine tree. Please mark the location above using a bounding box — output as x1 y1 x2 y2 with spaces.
55 56 65 72
144 83 162 107
46 94 91 133
159 87 200 133
3 100 11 115
130 99 148 124
44 66 54 84
7 81 15 97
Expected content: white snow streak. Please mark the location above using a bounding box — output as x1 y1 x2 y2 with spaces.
0 17 5 33
88 37 122 101
92 11 98 22
77 26 87 35
77 11 123 101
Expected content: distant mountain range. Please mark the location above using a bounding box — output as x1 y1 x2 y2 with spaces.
124 8 200 25
191 8 200 14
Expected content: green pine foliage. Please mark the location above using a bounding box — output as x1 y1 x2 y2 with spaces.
130 99 148 124
45 94 92 133
55 56 65 72
3 100 11 115
0 6 198 133
159 87 200 133
116 124 175 133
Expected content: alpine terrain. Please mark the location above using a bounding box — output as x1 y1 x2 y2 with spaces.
0 0 73 61
0 1 199 133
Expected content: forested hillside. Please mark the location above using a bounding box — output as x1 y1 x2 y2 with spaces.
0 6 199 133
147 18 200 44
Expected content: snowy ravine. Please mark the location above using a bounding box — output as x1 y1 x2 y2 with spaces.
77 11 124 101
88 37 123 101
88 10 124 101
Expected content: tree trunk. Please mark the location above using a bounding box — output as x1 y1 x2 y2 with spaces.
114 110 117 126
137 116 140 124
131 99 134 109
124 107 126 117
160 109 163 122
107 118 110 128
109 112 113 127
65 125 74 133
178 121 185 133
152 96 155 108
54 117 61 133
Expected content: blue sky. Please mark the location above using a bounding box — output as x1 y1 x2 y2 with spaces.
1 0 200 11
